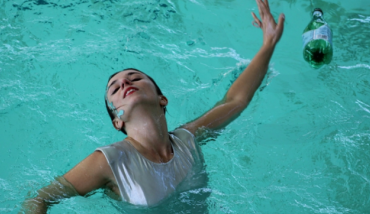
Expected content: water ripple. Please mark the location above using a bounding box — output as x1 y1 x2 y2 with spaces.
338 64 370 70
349 15 370 23
356 99 370 114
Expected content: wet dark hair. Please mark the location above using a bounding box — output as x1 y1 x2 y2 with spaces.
104 68 165 135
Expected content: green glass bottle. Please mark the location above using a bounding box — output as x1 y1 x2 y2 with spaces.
302 8 333 69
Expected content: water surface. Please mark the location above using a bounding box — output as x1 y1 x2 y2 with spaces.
1 0 370 213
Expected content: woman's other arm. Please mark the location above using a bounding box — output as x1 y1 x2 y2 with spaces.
183 0 285 135
20 151 113 214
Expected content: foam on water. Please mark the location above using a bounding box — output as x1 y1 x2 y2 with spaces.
1 0 370 213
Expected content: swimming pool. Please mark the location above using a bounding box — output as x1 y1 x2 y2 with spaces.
1 0 370 213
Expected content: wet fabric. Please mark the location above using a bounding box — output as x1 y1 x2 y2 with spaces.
96 128 205 206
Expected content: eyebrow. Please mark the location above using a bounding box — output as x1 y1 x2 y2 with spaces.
107 72 140 91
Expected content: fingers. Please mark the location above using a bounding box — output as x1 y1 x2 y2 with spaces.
252 21 261 28
251 12 262 28
255 0 264 17
265 0 270 12
256 0 270 17
277 13 285 32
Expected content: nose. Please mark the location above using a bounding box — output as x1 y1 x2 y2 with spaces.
120 78 132 89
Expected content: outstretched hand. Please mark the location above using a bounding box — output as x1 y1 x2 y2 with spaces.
252 0 285 47
182 0 285 137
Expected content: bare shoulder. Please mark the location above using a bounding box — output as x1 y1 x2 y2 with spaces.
91 151 115 178
87 150 109 167
63 151 114 196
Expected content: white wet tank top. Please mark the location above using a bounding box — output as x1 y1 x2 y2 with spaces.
96 128 207 206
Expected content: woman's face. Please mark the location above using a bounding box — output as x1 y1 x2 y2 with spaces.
105 70 161 121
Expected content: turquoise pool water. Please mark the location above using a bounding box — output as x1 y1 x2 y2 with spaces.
1 0 370 213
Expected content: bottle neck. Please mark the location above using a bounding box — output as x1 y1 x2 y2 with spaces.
312 11 323 21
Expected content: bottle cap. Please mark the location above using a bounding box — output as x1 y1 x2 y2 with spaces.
313 8 323 15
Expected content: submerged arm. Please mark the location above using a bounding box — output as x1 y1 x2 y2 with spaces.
183 0 285 135
21 177 79 213
20 151 113 214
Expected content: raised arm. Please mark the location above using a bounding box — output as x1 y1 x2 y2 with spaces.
21 151 114 214
182 0 285 135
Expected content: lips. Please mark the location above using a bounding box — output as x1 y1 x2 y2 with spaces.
123 87 138 98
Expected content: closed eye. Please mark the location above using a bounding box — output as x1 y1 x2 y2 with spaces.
132 78 141 81
112 87 119 95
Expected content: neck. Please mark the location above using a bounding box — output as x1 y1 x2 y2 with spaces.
124 106 172 159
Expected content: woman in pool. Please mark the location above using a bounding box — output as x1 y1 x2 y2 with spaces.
22 0 285 212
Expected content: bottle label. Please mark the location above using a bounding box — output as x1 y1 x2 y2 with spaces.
302 25 332 48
